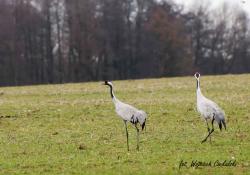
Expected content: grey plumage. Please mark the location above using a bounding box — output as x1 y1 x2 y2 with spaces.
194 72 226 143
103 81 147 151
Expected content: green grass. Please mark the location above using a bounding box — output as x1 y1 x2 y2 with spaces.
0 74 249 174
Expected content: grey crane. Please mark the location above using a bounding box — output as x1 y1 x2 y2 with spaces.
194 72 226 143
103 81 147 151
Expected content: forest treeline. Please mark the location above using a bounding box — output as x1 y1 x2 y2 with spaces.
0 0 250 86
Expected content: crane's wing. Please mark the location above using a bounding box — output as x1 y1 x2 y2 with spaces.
114 101 138 121
133 110 147 124
202 97 226 130
114 100 147 126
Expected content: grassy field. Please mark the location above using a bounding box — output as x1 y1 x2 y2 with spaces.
0 74 249 174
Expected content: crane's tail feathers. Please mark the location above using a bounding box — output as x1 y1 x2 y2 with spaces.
142 120 146 131
222 119 226 130
219 119 226 131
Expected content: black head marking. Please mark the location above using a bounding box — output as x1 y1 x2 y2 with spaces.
194 72 200 79
194 72 201 89
104 81 109 85
103 81 114 98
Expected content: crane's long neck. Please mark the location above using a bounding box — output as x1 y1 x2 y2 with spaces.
196 78 202 99
196 78 200 90
108 84 116 100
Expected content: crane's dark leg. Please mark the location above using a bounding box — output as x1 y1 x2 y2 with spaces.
201 117 215 143
205 119 212 143
201 119 211 143
205 119 210 132
209 117 215 141
124 120 129 151
135 124 140 151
